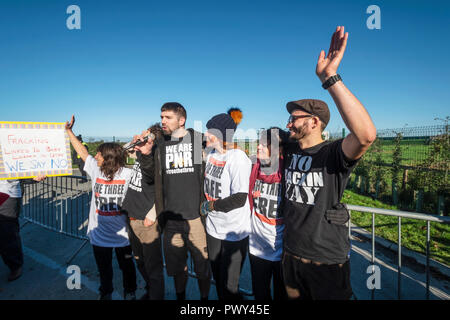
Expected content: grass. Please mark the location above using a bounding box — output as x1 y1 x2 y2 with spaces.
343 189 450 266
363 140 432 167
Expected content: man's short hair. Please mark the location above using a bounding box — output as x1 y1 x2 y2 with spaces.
161 102 187 120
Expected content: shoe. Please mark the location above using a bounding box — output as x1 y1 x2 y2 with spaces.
8 267 22 282
124 292 136 300
98 293 112 300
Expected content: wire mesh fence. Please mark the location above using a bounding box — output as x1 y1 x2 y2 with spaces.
330 124 448 169
330 124 449 215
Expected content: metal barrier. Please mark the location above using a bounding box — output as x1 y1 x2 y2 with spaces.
21 175 91 264
20 176 449 299
346 204 450 300
22 175 91 240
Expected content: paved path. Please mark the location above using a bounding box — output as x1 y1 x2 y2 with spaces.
1 174 448 300
0 218 448 300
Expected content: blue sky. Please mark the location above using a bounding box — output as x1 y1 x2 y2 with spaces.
1 0 449 140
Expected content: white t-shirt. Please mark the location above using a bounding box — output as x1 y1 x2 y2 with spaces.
83 155 132 247
249 178 284 261
204 148 252 241
0 180 21 198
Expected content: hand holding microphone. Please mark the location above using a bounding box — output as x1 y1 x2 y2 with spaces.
125 130 155 155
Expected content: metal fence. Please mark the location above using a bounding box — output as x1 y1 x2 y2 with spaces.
20 176 450 299
347 204 450 300
21 175 92 265
330 124 448 168
330 124 448 215
22 175 91 241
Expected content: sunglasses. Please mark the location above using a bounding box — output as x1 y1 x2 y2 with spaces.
288 114 314 123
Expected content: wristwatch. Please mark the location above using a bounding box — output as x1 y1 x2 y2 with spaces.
322 74 342 89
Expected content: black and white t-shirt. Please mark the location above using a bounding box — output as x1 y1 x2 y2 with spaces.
161 130 202 220
122 152 156 220
283 139 358 264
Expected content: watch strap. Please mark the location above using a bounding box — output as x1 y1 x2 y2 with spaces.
322 74 342 89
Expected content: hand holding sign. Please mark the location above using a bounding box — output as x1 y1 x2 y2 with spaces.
33 174 47 182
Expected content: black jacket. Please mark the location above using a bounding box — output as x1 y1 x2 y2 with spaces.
138 128 206 220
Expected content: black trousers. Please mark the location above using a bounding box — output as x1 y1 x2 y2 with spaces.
0 197 23 272
92 245 137 296
282 251 353 300
0 218 23 271
207 234 248 301
249 253 287 300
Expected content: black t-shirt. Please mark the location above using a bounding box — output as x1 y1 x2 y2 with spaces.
122 153 156 220
161 130 202 220
282 139 358 264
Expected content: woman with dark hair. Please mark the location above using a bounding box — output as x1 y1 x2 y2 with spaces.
200 113 252 300
65 115 137 300
248 127 288 300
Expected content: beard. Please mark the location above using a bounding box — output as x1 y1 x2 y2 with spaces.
289 122 308 141
162 127 172 136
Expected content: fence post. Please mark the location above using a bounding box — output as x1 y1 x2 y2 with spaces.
402 169 408 190
360 177 365 194
392 182 398 206
416 190 423 213
437 195 445 216
365 177 370 194
375 180 380 199
353 175 359 191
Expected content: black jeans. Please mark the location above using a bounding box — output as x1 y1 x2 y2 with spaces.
249 253 287 300
92 245 137 296
282 251 352 300
207 234 248 301
0 218 23 271
0 197 23 272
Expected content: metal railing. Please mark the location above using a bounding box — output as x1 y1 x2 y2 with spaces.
21 175 91 264
20 175 254 296
346 204 450 300
20 176 450 299
22 175 91 240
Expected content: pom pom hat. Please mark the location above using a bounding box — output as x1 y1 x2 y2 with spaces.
206 113 238 142
227 108 243 125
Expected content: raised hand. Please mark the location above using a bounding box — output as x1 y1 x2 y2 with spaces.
316 26 348 83
65 115 75 131
65 115 89 161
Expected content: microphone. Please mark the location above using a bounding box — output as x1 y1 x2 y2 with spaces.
124 133 156 151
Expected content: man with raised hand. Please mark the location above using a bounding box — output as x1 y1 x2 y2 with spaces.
282 26 377 300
